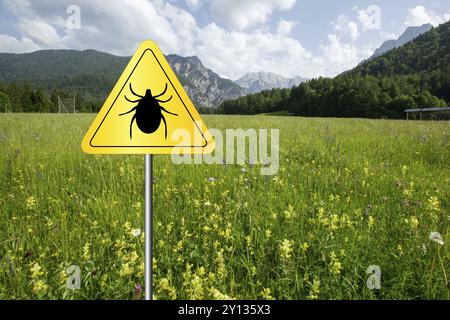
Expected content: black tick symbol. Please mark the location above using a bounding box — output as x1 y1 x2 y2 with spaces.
119 83 178 139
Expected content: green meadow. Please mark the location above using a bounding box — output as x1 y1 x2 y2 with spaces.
0 114 449 299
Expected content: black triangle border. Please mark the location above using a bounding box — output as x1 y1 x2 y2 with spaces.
89 48 208 148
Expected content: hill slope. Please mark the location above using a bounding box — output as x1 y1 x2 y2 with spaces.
368 24 433 60
352 23 449 78
219 21 450 118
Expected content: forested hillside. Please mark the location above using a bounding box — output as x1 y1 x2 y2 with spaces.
0 49 244 113
219 21 450 118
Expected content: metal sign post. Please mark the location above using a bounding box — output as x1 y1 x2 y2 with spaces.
144 154 153 300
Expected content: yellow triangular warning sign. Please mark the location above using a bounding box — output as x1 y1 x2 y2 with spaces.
81 40 215 154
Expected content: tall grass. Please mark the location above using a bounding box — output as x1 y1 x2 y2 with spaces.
0 114 448 299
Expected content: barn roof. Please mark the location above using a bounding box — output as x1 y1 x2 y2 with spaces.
404 107 450 113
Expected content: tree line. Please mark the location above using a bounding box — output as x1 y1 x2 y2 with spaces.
0 81 103 113
217 73 448 119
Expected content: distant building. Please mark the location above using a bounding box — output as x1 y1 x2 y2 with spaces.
404 107 450 120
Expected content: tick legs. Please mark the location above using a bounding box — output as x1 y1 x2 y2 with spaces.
161 114 168 139
129 83 143 98
160 106 178 116
119 106 137 116
119 107 137 139
125 96 141 103
130 114 136 139
157 95 172 103
154 83 168 98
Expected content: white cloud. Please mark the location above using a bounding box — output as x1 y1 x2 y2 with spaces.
333 15 359 41
197 23 318 79
18 18 62 47
1 0 188 55
196 24 372 79
357 5 381 31
186 0 201 11
277 19 295 35
379 31 397 41
0 0 373 79
405 5 450 27
0 34 39 53
347 21 359 40
209 0 296 30
319 34 372 74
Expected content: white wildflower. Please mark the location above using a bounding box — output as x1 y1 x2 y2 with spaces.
131 228 141 237
429 232 444 245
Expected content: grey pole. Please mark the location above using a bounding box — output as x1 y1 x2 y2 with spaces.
144 154 153 300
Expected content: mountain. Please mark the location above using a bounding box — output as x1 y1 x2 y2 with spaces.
368 23 433 60
219 21 450 118
235 71 307 93
0 49 245 109
166 54 245 108
352 22 449 78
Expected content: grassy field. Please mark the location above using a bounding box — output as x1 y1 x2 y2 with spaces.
0 114 449 300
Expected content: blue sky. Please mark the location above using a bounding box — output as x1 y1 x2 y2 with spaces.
0 0 449 79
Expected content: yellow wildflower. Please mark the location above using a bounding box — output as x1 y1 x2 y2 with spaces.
307 276 321 300
119 263 133 277
129 251 139 264
329 251 342 275
284 205 296 220
210 288 232 300
318 207 325 216
214 249 227 279
402 182 414 198
158 278 177 299
397 244 403 256
368 216 374 229
219 223 232 240
409 216 419 229
261 288 274 300
32 279 48 295
428 196 440 213
26 196 37 210
82 242 91 261
329 214 339 230
279 239 294 260
363 167 369 176
173 240 184 253
300 242 309 254
401 165 408 175
30 262 44 278
132 201 141 210
137 262 144 277
188 275 204 299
